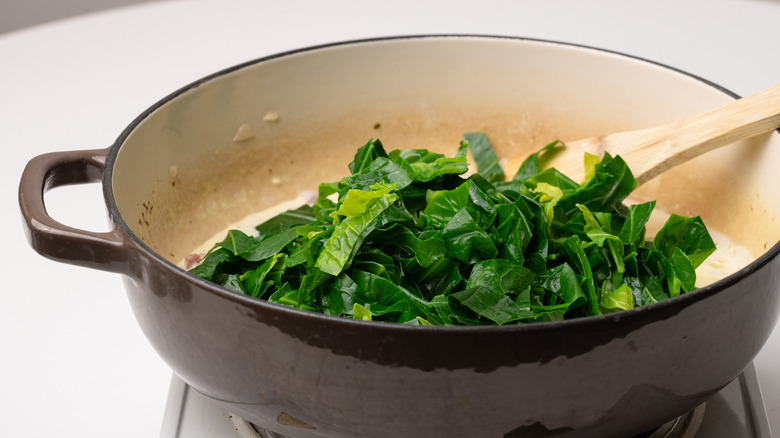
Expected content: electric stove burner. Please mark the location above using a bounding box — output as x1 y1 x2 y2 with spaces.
239 420 290 438
229 416 266 438
633 404 706 438
160 362 773 437
237 407 707 438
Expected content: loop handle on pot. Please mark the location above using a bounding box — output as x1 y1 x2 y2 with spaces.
19 148 134 275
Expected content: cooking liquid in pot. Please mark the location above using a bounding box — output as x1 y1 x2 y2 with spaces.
181 195 753 289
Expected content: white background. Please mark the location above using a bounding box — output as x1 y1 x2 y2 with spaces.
3 0 780 437
0 0 159 34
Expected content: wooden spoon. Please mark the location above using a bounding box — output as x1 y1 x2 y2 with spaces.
502 82 780 185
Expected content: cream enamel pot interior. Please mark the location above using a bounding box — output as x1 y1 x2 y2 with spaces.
19 36 780 438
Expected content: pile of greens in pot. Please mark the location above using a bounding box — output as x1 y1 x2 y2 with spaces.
190 132 716 325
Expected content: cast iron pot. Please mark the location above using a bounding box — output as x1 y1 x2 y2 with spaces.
19 35 780 438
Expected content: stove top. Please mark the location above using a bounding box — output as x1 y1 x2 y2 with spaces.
159 362 773 438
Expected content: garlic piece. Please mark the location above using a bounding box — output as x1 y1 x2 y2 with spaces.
233 123 255 142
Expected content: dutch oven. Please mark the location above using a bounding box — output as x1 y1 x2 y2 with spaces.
19 35 780 437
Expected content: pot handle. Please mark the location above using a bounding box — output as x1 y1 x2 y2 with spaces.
19 148 136 275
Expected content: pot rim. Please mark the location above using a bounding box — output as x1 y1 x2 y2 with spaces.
103 33 780 332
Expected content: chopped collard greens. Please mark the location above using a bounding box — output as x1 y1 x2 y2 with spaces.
190 132 716 325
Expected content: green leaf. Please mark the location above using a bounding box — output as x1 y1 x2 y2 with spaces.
241 254 285 298
534 263 587 309
353 303 373 321
296 267 332 307
390 148 469 182
368 224 446 268
494 203 533 263
337 185 397 217
512 140 563 182
645 249 682 298
400 256 463 301
219 230 256 256
653 214 716 268
255 205 316 236
466 259 534 295
318 180 340 199
600 283 635 312
559 153 637 216
350 269 428 322
450 286 535 325
420 180 471 229
316 189 399 275
189 248 232 280
617 201 655 246
349 138 388 175
558 236 600 316
464 132 505 182
344 157 414 192
670 247 697 292
286 226 330 267
577 204 625 274
219 273 245 294
466 176 498 229
322 273 357 316
240 227 299 262
441 208 498 264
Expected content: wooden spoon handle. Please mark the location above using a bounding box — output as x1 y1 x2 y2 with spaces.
612 81 780 185
503 82 780 185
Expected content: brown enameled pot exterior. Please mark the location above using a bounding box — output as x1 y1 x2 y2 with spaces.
19 36 780 437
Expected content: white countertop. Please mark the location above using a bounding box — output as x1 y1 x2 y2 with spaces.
2 1 780 436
